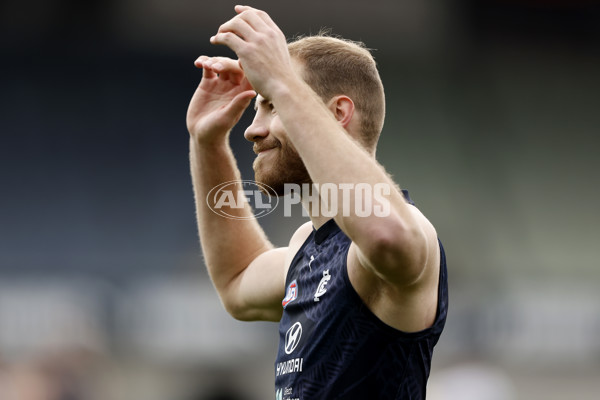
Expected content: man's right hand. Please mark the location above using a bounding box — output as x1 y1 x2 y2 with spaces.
186 56 256 144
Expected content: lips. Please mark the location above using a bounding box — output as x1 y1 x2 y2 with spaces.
254 146 277 155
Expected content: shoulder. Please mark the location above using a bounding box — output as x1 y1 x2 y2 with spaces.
290 221 314 247
283 221 314 273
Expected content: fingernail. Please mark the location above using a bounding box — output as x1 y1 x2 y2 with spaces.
213 62 223 71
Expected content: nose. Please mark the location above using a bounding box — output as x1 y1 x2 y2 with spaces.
244 115 269 142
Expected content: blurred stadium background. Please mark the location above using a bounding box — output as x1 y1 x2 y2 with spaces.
1 0 599 399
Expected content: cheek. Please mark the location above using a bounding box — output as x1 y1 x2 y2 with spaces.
270 116 286 137
271 119 295 153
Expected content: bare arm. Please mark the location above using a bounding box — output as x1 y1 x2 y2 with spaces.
187 56 285 321
211 6 436 290
209 6 443 332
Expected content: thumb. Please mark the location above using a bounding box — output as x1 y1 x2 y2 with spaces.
222 90 256 121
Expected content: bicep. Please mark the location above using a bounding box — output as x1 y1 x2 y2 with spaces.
352 205 438 287
225 247 288 322
224 222 313 322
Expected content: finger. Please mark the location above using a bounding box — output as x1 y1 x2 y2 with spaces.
194 55 209 68
202 57 243 82
210 31 246 53
233 8 270 32
229 62 247 85
212 59 248 85
234 5 280 32
205 56 241 73
223 89 257 122
196 56 235 73
217 16 257 41
194 56 217 79
202 67 217 80
195 56 247 84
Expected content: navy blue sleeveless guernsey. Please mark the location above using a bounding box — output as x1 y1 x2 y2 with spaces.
275 191 448 400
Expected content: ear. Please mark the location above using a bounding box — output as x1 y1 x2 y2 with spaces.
328 95 355 129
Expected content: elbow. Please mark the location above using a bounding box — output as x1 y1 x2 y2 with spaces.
221 296 252 321
364 219 429 286
219 285 266 322
211 278 246 321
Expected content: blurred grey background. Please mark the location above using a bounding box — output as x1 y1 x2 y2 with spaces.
1 0 599 399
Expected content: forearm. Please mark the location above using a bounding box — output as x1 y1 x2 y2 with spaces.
272 81 425 267
190 137 273 294
206 4 420 253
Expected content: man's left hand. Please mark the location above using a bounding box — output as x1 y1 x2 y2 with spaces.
210 5 298 100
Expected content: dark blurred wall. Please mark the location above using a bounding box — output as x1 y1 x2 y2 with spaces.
1 0 599 283
1 2 599 399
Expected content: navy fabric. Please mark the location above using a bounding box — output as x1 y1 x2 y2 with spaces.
275 192 448 399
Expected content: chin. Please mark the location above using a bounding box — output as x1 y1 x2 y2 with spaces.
254 170 286 197
252 150 311 197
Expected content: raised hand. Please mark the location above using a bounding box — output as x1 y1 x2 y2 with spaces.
210 5 298 101
186 55 256 144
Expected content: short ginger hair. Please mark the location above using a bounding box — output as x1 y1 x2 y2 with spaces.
288 34 386 151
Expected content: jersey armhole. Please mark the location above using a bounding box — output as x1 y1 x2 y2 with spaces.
342 238 448 339
283 229 315 286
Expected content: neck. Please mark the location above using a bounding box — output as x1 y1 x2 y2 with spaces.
301 196 334 230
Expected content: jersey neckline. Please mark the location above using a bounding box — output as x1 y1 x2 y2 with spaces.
313 218 339 245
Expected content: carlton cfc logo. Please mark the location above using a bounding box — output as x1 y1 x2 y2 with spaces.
282 280 298 308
